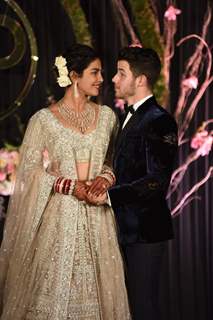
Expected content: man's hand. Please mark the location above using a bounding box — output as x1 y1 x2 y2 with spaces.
88 176 110 197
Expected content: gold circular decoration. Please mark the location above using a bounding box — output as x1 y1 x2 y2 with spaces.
0 14 26 69
0 0 39 121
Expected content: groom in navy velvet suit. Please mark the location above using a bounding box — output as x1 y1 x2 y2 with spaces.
108 47 178 320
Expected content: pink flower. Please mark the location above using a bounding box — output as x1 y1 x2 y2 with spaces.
114 99 125 111
0 147 20 195
182 76 198 89
191 130 213 156
7 163 15 174
0 172 6 182
198 136 213 156
0 151 10 169
0 150 10 158
191 130 208 149
9 151 19 165
164 5 181 21
129 41 142 48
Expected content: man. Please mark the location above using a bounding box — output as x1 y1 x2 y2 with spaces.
107 46 178 319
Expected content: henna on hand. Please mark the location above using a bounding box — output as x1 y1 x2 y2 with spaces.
88 177 110 197
73 181 89 201
86 192 107 206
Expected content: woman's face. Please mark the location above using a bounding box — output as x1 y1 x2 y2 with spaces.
77 58 103 97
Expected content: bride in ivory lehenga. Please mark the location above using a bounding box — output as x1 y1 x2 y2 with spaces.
0 44 130 320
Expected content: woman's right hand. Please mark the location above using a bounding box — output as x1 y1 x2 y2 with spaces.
73 181 89 201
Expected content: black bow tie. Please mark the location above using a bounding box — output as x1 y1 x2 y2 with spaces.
124 104 135 114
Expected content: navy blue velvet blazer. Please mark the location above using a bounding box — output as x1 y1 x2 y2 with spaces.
109 96 178 244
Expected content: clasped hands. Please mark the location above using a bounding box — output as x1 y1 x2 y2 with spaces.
73 176 110 206
47 161 109 206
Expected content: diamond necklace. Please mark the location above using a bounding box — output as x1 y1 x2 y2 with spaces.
58 100 96 134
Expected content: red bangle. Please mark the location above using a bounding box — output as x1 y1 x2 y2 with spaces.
54 177 75 195
54 177 63 193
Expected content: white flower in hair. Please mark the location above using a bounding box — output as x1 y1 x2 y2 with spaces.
55 56 67 68
54 55 72 87
57 75 72 87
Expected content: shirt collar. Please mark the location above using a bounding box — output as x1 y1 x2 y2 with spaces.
133 95 153 111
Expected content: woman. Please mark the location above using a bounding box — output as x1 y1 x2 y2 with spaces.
0 44 130 319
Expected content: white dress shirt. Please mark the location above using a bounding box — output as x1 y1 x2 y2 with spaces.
122 95 153 129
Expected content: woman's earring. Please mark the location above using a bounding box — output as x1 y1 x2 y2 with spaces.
74 81 79 98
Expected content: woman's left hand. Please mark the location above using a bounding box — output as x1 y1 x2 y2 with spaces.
88 176 110 197
86 191 107 206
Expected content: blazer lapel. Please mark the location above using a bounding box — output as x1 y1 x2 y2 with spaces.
115 96 156 154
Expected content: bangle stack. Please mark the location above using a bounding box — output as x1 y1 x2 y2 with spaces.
54 177 76 195
99 169 116 187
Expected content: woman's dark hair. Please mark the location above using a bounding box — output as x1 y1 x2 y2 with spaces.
63 43 99 76
118 47 161 88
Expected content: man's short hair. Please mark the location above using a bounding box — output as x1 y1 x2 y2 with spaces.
118 47 161 88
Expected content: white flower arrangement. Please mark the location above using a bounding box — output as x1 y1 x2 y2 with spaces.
54 56 72 87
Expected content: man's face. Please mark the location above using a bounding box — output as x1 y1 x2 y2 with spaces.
112 60 136 100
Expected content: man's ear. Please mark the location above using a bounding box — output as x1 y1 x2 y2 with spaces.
136 74 147 88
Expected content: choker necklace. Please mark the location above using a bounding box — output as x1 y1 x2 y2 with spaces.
58 100 96 134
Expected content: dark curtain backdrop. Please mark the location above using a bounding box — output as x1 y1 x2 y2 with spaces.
0 0 76 145
0 1 212 320
161 1 213 319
